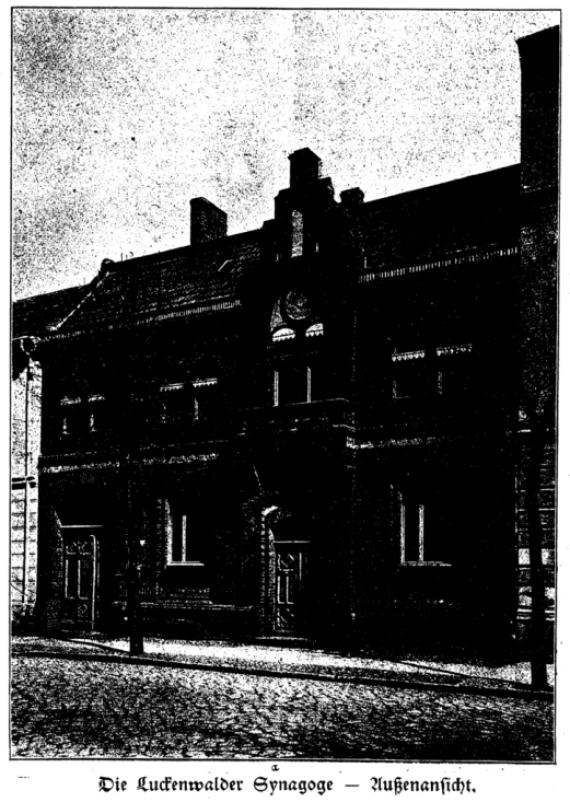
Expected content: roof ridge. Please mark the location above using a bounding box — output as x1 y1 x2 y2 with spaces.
106 226 263 272
360 163 521 212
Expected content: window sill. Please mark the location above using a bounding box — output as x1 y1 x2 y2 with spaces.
400 561 452 568
166 561 205 568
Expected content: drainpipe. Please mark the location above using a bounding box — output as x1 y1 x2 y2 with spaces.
90 532 97 631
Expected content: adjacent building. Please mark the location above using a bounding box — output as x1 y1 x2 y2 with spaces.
11 286 87 624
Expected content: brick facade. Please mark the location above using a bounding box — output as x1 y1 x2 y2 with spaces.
12 26 558 656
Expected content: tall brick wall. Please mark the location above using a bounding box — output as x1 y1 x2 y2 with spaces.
515 439 556 637
515 26 559 651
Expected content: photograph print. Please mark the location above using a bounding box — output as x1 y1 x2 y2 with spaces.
11 7 559 762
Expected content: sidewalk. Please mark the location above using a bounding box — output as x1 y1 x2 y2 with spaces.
12 635 554 700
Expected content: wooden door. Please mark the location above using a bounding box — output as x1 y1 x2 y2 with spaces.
62 528 100 630
274 541 309 634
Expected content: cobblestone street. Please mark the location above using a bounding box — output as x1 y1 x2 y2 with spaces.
11 656 553 761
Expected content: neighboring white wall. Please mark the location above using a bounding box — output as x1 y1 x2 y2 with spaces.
11 355 42 622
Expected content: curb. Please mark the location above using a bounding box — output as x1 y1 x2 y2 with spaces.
13 648 554 701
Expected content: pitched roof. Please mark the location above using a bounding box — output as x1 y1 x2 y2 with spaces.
12 285 88 339
359 165 520 276
53 229 262 335
15 165 521 339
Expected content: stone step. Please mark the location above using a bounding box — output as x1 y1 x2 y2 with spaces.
253 635 316 649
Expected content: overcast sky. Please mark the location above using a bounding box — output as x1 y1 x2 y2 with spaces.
12 7 560 299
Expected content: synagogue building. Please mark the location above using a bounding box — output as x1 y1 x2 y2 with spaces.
12 26 558 654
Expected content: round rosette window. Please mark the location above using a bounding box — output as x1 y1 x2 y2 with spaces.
282 290 312 323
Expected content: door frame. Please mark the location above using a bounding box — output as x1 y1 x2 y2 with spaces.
61 524 102 630
272 539 310 634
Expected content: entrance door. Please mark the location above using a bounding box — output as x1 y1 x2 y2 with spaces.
274 541 309 634
62 527 101 630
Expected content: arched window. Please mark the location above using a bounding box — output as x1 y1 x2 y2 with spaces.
269 298 323 342
272 327 295 343
270 298 287 334
306 322 324 338
269 296 327 406
291 210 304 257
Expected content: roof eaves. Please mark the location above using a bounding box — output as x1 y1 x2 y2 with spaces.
12 285 88 338
47 263 113 333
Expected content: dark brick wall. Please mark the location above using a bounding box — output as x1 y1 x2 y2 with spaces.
518 26 559 195
515 439 556 641
29 27 559 650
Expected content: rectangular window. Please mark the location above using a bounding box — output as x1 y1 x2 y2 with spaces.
131 391 155 429
60 396 82 436
172 513 189 562
391 350 427 400
159 383 186 426
165 500 204 566
392 369 426 400
307 350 329 401
437 368 473 398
88 394 105 433
308 363 323 401
274 364 311 406
398 490 451 566
435 344 473 399
400 496 425 563
192 378 219 424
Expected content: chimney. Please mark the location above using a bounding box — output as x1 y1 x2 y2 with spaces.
289 148 321 189
190 197 227 246
340 187 365 209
